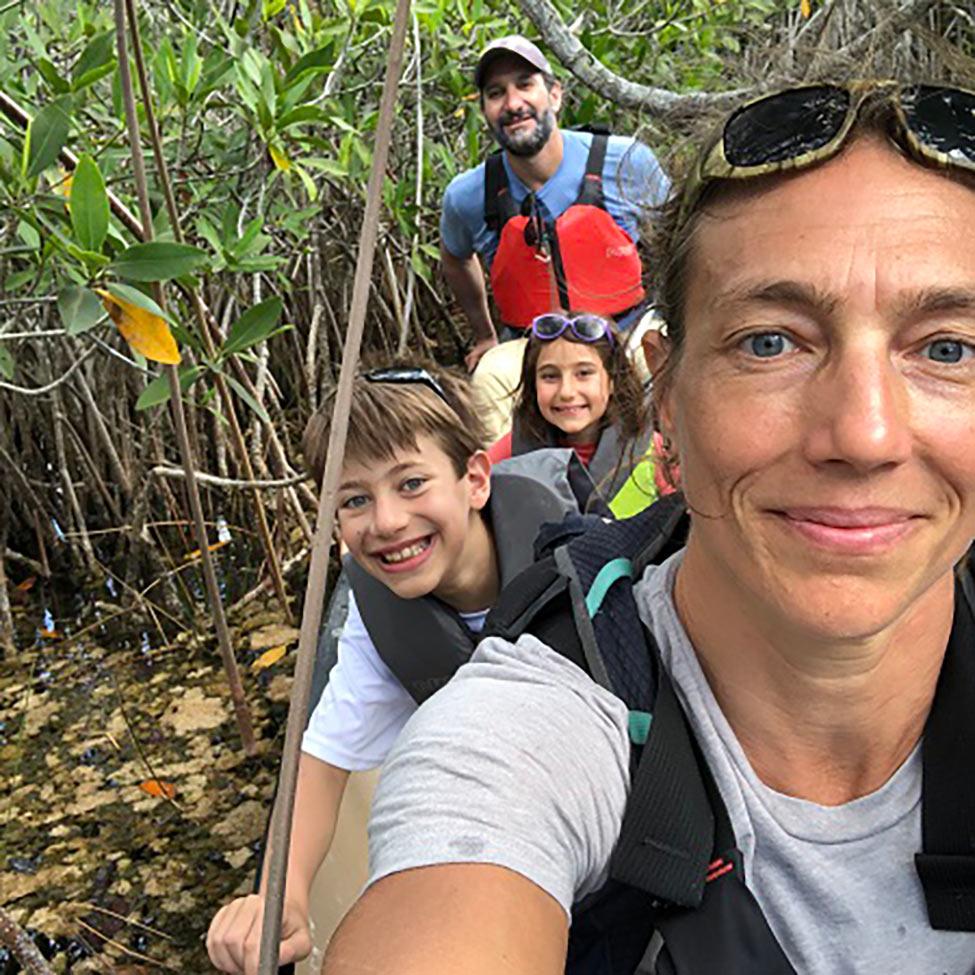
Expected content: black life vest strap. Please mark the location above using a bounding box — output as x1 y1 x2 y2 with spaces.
550 134 608 310
484 151 518 234
915 564 975 931
576 133 608 209
484 134 609 241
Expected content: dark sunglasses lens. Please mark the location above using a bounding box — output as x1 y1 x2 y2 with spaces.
533 314 566 338
367 367 414 382
724 85 851 167
902 86 975 165
571 314 608 341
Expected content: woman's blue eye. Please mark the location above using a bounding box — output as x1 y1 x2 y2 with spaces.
402 477 425 492
743 332 792 358
924 339 970 364
341 495 368 510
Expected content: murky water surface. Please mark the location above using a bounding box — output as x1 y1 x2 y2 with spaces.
1 568 298 972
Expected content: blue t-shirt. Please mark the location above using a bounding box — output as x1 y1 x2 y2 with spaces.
440 130 670 268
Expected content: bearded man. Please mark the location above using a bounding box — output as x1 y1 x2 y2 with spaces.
440 36 669 377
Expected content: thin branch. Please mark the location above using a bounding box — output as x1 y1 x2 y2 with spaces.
150 466 308 489
0 330 66 339
0 346 95 395
0 905 55 975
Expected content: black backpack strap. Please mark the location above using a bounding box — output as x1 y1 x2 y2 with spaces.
610 663 715 908
489 497 716 910
484 151 518 233
576 133 608 208
915 565 975 931
569 122 611 136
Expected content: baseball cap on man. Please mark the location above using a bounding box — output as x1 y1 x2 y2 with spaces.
474 35 553 89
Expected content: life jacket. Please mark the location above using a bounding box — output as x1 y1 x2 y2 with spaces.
485 134 645 328
510 418 655 516
482 495 975 973
346 461 578 704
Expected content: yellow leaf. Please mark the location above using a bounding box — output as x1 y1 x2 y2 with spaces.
139 778 177 799
252 644 288 672
801 0 811 16
269 144 292 172
95 289 181 365
54 168 73 211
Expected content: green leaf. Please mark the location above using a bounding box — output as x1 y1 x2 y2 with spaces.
226 373 270 423
136 364 205 410
36 58 71 94
302 156 348 178
23 99 71 179
262 0 288 19
17 221 40 250
293 163 318 202
58 285 107 335
0 346 14 381
180 34 202 96
70 155 109 252
65 243 111 268
110 241 208 281
73 31 114 85
222 297 283 357
276 105 331 129
283 42 335 85
73 61 117 93
103 281 173 323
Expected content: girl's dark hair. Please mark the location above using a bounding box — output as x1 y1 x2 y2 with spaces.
513 323 649 445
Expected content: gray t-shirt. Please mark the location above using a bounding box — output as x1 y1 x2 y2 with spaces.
368 551 975 974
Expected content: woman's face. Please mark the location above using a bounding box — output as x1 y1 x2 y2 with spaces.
534 338 613 444
659 138 975 641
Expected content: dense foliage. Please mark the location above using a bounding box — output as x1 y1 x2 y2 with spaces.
0 0 806 606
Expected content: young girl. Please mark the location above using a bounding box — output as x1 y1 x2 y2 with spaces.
487 312 666 516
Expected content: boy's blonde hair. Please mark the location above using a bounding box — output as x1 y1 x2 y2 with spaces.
302 359 488 487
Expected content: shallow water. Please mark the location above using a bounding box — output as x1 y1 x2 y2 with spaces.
1 575 297 972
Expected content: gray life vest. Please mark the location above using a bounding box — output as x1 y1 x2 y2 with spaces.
510 419 653 514
346 460 577 703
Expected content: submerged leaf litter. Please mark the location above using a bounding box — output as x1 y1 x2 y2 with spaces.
1 592 301 972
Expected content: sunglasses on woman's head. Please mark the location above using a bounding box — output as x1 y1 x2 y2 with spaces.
530 313 615 346
362 367 451 408
679 82 975 228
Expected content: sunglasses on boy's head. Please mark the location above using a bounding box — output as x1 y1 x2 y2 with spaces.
530 313 615 346
679 82 975 228
362 367 452 408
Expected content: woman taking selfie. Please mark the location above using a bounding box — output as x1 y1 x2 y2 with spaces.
322 81 975 975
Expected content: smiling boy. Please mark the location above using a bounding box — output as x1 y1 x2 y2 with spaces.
206 361 573 974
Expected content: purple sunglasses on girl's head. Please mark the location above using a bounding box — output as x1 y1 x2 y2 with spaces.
530 313 615 346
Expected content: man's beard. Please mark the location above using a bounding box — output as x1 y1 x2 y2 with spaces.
492 107 556 158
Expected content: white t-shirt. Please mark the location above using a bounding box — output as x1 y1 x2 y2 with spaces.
301 591 488 771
